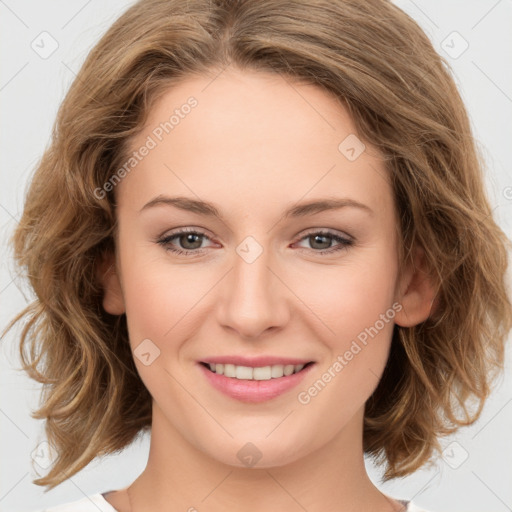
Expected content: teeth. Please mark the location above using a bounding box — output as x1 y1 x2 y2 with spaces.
235 365 253 379
224 364 235 377
284 364 295 376
206 363 307 380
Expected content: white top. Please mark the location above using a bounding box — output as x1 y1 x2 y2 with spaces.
33 492 437 511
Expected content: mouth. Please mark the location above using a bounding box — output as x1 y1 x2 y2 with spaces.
199 361 315 381
197 360 316 403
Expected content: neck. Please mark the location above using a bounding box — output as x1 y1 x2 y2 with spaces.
125 403 399 512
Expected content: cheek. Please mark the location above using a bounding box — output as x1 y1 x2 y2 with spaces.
297 244 399 398
297 247 398 346
296 279 397 423
115 228 198 337
122 259 206 344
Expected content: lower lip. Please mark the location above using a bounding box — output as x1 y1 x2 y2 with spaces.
198 363 315 403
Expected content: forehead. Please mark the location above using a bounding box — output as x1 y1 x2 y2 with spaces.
118 68 393 221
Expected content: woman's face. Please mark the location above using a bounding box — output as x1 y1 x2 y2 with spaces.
104 67 413 468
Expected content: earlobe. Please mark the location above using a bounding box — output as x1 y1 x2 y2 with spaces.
394 245 438 327
96 251 125 315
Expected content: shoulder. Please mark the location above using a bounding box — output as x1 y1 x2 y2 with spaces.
389 496 438 512
406 501 439 512
30 493 117 512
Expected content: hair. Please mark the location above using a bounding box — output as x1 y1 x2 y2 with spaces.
3 0 511 490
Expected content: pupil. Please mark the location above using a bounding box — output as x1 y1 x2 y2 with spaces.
182 233 202 249
311 234 330 250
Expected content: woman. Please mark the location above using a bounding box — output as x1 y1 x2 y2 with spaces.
5 0 511 510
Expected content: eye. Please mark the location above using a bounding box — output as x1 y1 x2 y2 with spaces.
293 230 354 255
157 227 213 256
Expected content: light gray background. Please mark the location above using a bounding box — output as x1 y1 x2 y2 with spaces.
1 1 511 511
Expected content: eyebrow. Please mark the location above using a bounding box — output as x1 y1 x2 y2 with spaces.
139 195 374 219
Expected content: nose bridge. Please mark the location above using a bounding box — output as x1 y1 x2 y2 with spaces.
217 234 289 338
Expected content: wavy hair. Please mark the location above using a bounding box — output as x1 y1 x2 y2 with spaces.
4 0 512 488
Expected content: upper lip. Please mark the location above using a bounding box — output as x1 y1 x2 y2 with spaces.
200 356 315 367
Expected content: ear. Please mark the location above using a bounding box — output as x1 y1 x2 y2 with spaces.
96 251 125 315
394 245 439 327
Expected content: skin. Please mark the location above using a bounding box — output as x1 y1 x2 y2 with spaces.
99 67 436 512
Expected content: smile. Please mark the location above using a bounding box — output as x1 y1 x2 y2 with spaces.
198 361 316 403
200 362 314 380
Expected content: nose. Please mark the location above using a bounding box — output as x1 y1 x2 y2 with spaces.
216 242 291 340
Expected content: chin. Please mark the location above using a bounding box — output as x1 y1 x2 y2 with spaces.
198 432 314 470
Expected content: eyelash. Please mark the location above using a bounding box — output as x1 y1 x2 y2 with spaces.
156 227 354 257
